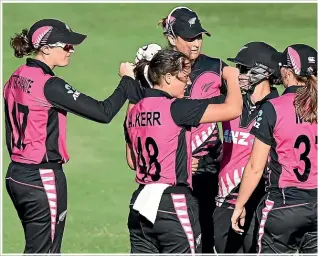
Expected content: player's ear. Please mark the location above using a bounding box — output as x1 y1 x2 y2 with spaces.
167 35 176 46
40 45 51 55
164 73 172 85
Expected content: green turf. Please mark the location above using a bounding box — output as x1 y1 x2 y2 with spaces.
2 3 317 253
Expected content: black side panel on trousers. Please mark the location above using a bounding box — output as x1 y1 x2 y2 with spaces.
256 194 317 254
128 188 202 254
5 162 67 253
192 167 218 253
213 206 258 253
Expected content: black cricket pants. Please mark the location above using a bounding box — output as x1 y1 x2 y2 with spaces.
128 185 202 254
213 205 258 253
5 162 67 253
192 166 219 253
213 179 265 253
256 189 317 254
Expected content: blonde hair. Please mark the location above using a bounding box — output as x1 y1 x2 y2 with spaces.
158 17 175 49
293 73 317 123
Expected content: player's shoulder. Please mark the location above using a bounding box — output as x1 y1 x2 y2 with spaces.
198 54 222 64
268 93 291 108
258 100 277 119
195 54 225 73
45 76 66 87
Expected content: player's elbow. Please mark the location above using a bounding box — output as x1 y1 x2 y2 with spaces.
98 115 113 124
248 160 264 176
232 102 243 118
226 103 242 120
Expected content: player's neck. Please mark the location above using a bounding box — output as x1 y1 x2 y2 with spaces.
250 81 271 104
35 55 55 70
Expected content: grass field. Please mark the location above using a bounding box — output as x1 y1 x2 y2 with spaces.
1 2 317 253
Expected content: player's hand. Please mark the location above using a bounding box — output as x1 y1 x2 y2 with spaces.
135 43 162 63
119 62 135 79
222 66 240 82
192 157 199 173
231 206 246 235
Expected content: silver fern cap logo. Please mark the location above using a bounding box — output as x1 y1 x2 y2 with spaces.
188 17 196 27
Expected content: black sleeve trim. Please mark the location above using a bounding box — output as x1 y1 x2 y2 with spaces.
170 99 209 127
250 129 273 146
250 101 277 146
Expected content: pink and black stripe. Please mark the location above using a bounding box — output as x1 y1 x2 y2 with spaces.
171 194 195 255
257 198 275 254
39 169 57 242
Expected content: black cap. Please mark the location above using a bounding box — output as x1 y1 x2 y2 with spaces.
165 7 211 40
272 44 317 77
28 19 87 49
227 41 280 78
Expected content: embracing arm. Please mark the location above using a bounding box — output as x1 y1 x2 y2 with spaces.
200 66 242 123
171 67 241 128
44 76 140 123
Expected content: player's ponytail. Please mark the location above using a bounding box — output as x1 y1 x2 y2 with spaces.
157 17 167 30
157 17 174 49
135 50 189 87
134 59 152 88
10 29 35 58
294 71 317 123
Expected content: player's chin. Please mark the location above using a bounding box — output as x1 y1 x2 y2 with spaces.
176 91 185 99
58 59 71 67
189 51 200 60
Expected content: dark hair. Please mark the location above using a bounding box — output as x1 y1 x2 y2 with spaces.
293 72 317 123
134 61 152 88
134 49 190 86
10 29 36 58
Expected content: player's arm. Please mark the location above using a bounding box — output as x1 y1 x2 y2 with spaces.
235 102 276 209
125 104 136 170
171 67 241 127
170 95 225 127
200 66 242 123
44 76 141 123
231 102 276 233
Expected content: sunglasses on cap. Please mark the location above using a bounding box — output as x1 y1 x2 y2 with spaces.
48 42 75 53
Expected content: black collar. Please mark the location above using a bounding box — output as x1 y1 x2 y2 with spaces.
282 86 300 95
26 58 55 76
144 88 173 99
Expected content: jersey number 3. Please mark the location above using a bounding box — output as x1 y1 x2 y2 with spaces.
293 135 311 182
137 136 161 182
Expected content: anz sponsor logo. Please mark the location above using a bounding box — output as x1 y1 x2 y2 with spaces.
65 84 80 101
254 109 263 129
223 130 252 146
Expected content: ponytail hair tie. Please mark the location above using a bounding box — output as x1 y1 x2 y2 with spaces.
144 65 153 88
